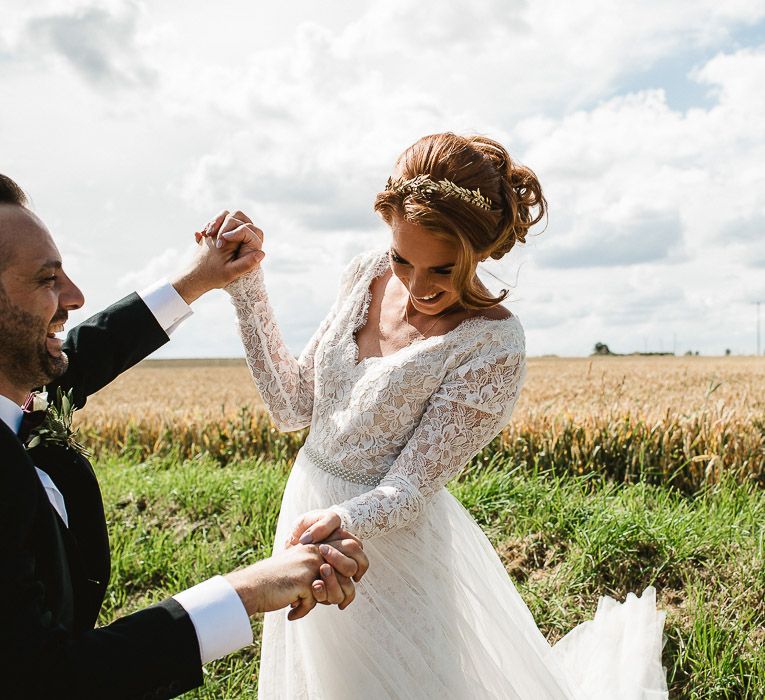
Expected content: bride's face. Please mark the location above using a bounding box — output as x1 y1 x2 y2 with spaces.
388 216 471 316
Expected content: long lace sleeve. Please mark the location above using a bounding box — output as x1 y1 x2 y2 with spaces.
330 345 527 539
226 257 362 432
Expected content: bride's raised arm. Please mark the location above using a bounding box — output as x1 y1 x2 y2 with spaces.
226 255 363 432
330 342 526 540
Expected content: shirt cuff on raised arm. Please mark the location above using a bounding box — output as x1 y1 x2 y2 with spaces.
139 280 193 335
172 575 253 664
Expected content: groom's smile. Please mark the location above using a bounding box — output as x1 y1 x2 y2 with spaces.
46 315 68 357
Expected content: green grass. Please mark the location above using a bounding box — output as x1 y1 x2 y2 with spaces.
98 454 765 699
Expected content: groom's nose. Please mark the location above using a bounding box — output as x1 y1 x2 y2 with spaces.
60 270 85 311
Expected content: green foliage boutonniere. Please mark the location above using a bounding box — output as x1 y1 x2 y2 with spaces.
24 387 90 457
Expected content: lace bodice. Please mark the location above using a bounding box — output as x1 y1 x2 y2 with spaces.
226 250 526 539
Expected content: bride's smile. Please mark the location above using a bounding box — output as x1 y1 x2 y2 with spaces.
388 216 463 317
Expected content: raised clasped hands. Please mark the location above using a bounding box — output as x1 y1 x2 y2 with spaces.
171 209 266 305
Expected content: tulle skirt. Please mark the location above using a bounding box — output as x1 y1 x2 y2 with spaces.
257 448 668 699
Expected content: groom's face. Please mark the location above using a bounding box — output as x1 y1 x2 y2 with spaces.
0 205 84 397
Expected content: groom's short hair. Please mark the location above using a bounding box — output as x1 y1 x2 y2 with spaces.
0 174 28 207
0 174 29 278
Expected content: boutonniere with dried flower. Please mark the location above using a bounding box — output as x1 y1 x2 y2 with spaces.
23 387 90 457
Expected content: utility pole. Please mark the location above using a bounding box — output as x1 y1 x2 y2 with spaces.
758 301 762 356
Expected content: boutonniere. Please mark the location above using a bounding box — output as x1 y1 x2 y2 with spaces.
23 387 90 457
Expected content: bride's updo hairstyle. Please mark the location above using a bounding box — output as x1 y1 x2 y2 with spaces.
374 132 546 309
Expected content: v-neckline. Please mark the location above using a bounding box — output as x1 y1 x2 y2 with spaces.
349 251 514 368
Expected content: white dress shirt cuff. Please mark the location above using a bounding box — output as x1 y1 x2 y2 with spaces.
139 281 193 335
173 575 253 665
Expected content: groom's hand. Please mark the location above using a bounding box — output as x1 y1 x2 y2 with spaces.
225 545 326 621
224 538 367 620
200 208 265 277
171 209 265 304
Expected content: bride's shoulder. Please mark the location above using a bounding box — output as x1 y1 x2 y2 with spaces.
477 304 513 321
456 311 525 359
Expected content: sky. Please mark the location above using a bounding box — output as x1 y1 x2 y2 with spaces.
2 0 764 358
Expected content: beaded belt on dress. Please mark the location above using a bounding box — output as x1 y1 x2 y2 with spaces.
303 445 380 486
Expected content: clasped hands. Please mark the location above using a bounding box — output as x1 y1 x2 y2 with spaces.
171 209 266 305
285 509 349 611
224 524 367 622
223 503 361 622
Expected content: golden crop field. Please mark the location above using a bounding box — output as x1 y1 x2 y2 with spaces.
78 355 765 425
74 355 765 492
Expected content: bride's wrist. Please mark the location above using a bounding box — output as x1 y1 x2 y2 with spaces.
224 266 265 297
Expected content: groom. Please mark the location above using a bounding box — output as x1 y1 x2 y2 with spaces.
0 174 368 699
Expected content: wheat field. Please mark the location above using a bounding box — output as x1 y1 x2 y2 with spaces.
76 356 765 490
79 355 765 423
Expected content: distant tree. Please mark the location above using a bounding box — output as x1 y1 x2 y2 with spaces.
725 348 731 356
593 342 611 355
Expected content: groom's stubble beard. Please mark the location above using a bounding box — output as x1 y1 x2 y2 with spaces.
0 285 69 391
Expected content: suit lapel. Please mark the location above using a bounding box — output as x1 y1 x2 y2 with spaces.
0 421 75 629
28 443 110 630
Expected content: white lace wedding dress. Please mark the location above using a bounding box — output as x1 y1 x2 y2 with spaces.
227 250 668 700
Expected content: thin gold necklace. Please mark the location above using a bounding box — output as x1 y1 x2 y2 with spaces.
404 300 461 340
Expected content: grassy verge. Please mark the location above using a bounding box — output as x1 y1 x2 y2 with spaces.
98 454 765 698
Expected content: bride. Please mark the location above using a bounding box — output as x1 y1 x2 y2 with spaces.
215 133 668 698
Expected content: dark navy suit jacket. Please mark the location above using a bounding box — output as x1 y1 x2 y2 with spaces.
0 294 203 699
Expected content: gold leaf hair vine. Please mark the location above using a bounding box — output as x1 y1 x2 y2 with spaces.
385 174 495 211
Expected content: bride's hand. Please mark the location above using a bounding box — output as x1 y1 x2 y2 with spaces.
287 510 368 581
287 509 343 548
173 209 265 302
196 208 266 277
194 209 265 260
304 530 369 608
308 565 357 611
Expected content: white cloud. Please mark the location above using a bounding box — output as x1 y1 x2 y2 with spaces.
1 1 763 357
4 0 157 89
117 247 188 292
